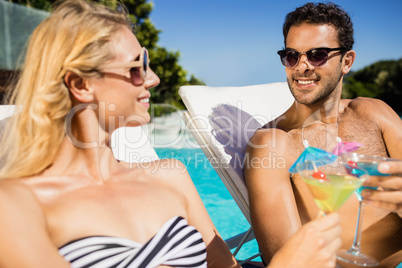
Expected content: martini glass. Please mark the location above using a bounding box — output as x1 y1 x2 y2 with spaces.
296 160 366 215
337 153 400 266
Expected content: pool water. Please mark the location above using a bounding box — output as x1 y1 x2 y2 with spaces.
154 147 261 261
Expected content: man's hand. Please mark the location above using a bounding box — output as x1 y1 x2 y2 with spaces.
361 161 402 217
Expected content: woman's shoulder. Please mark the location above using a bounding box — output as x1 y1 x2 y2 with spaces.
0 180 38 202
146 159 191 185
120 158 192 189
0 180 47 232
129 158 188 177
0 180 71 267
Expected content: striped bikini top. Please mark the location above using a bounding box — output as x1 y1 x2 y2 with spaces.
59 216 207 268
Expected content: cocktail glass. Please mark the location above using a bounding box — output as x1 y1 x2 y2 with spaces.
296 160 366 215
337 153 399 266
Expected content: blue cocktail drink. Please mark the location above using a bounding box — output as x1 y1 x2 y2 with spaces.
342 154 398 199
337 153 399 266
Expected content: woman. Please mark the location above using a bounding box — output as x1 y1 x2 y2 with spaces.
0 0 341 267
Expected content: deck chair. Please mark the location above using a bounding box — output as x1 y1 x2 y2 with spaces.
0 105 158 163
179 82 293 262
0 105 16 120
111 126 159 163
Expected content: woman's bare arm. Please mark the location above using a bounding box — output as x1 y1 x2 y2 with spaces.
0 181 70 268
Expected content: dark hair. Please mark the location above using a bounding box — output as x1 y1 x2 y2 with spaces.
283 2 354 50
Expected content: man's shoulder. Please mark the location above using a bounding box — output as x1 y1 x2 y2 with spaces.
247 126 298 160
342 97 395 119
344 97 388 110
249 106 299 151
251 126 290 146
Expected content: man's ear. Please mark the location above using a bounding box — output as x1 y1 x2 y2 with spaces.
64 71 94 103
341 50 356 75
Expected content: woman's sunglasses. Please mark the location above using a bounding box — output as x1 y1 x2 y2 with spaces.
101 47 149 85
277 47 347 68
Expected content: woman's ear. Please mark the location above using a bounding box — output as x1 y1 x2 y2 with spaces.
341 50 356 75
64 71 94 103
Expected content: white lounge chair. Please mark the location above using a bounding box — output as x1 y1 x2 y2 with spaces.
111 126 159 163
0 105 16 120
179 82 293 263
0 105 158 163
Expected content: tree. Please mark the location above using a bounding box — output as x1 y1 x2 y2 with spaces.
7 0 54 11
8 0 205 116
342 58 402 113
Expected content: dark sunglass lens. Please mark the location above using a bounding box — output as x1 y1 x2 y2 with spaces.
278 51 287 66
308 49 329 66
284 51 299 67
130 67 142 85
143 51 148 77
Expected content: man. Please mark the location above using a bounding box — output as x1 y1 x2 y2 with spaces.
244 2 402 267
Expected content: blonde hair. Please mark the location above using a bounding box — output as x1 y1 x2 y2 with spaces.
0 0 130 179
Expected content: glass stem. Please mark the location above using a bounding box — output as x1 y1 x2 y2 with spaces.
351 200 365 252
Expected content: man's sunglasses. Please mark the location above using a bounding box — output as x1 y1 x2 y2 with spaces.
101 47 149 85
277 47 347 68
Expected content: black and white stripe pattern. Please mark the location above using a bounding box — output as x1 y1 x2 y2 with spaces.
59 216 207 268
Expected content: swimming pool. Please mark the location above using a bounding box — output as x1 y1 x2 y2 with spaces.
154 147 261 261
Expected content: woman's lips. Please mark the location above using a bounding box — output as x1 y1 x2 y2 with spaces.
138 97 150 108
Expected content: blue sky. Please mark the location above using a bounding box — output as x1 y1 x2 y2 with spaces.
150 0 402 86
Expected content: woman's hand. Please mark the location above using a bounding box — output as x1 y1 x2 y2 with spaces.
268 212 341 268
361 161 402 217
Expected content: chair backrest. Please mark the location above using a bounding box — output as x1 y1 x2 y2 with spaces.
179 82 293 223
0 105 158 163
0 105 16 120
111 126 159 163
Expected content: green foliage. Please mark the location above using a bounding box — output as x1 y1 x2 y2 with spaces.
342 58 402 112
9 0 53 11
8 0 205 116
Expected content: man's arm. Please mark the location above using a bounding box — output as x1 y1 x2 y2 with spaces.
359 98 402 216
244 129 301 262
370 98 402 158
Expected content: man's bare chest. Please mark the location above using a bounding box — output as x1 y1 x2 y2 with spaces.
287 116 388 165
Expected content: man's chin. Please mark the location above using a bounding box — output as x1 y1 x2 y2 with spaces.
293 93 317 105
